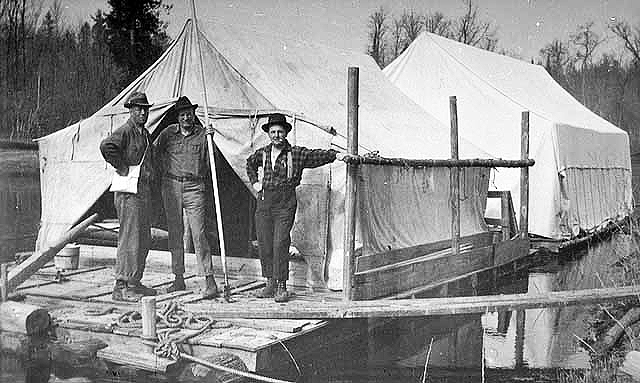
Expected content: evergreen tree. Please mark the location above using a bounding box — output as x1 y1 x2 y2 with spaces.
104 0 171 82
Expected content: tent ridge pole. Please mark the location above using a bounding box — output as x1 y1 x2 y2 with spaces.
344 67 359 301
449 96 460 257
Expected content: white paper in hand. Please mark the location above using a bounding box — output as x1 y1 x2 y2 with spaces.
109 164 141 194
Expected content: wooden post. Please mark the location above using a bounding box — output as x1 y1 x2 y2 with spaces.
514 309 525 368
449 96 460 256
501 192 510 240
1 263 8 301
344 67 359 301
520 111 530 239
141 297 157 353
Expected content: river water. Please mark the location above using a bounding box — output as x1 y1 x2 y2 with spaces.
0 147 633 382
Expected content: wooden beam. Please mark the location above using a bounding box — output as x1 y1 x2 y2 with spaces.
450 96 460 256
7 213 99 292
352 245 494 300
520 111 530 239
355 232 493 272
343 157 535 168
344 67 359 301
1 264 7 302
0 301 50 335
184 285 640 319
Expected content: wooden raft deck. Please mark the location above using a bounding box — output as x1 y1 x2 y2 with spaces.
9 244 355 374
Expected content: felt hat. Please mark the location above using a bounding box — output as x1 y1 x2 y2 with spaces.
261 113 292 133
174 96 198 112
124 92 152 108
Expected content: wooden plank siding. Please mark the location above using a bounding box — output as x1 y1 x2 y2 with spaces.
352 235 529 300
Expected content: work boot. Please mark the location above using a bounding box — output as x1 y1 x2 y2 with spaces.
129 281 157 296
202 275 218 299
166 275 186 293
274 280 291 303
256 277 276 298
112 280 143 302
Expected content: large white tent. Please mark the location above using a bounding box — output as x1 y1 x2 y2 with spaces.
384 32 632 239
35 21 491 291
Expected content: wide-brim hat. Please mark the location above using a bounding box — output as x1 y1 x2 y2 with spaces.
174 96 198 112
124 92 152 108
261 113 292 133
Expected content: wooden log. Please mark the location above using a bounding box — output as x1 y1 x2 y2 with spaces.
514 309 525 368
593 307 640 355
0 301 50 335
343 156 535 168
7 213 99 292
184 285 640 319
344 66 359 301
183 352 250 383
520 111 530 239
450 96 460 256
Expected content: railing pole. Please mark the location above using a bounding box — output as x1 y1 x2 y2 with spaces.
449 96 460 256
141 296 157 354
344 67 359 301
520 111 530 239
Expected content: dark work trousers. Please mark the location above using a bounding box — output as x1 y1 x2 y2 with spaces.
161 178 214 277
114 181 151 284
255 187 297 281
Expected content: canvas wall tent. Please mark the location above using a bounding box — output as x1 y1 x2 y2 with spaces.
35 20 491 291
384 32 632 239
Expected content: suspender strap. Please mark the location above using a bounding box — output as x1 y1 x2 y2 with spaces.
287 151 293 179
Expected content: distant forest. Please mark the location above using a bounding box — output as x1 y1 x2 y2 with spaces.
1 0 639 154
365 0 640 152
0 0 171 141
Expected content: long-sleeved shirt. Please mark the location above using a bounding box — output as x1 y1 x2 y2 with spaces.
246 140 337 189
100 118 154 183
154 123 209 179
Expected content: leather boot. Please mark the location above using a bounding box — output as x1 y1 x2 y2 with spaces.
202 275 218 299
274 280 291 303
129 281 157 296
112 280 143 302
166 275 186 293
256 277 276 298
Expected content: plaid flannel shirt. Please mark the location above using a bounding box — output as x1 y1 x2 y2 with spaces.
246 140 337 189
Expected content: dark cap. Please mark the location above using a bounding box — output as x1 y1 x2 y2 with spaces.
261 113 292 133
124 92 152 108
174 96 198 112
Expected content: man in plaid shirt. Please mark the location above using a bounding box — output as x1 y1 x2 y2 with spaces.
246 113 349 302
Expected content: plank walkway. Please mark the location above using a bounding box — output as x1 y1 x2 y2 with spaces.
183 285 640 319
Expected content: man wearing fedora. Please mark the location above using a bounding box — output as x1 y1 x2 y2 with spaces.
154 96 219 299
100 91 157 302
246 113 349 302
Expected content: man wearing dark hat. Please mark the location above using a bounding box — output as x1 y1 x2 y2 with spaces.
154 96 219 299
246 113 349 302
100 91 157 302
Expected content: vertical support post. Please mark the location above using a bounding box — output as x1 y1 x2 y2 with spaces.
1 263 8 302
344 67 359 301
501 192 510 240
449 96 460 256
141 297 157 353
514 309 525 367
520 111 530 239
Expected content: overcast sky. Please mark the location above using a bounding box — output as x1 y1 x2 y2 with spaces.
57 0 640 62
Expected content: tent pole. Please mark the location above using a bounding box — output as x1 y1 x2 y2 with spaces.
449 96 460 256
520 111 530 239
190 0 231 297
344 67 359 301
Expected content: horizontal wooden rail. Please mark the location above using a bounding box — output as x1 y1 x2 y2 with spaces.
343 156 535 168
185 285 640 319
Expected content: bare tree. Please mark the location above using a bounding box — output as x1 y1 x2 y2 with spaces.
400 10 423 49
390 17 404 60
367 6 388 68
570 21 604 104
610 20 640 67
453 0 498 51
540 39 571 82
425 11 451 37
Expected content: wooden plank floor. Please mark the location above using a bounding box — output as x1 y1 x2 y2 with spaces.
11 245 336 357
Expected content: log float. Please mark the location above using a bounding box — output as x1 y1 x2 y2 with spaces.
184 285 640 319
